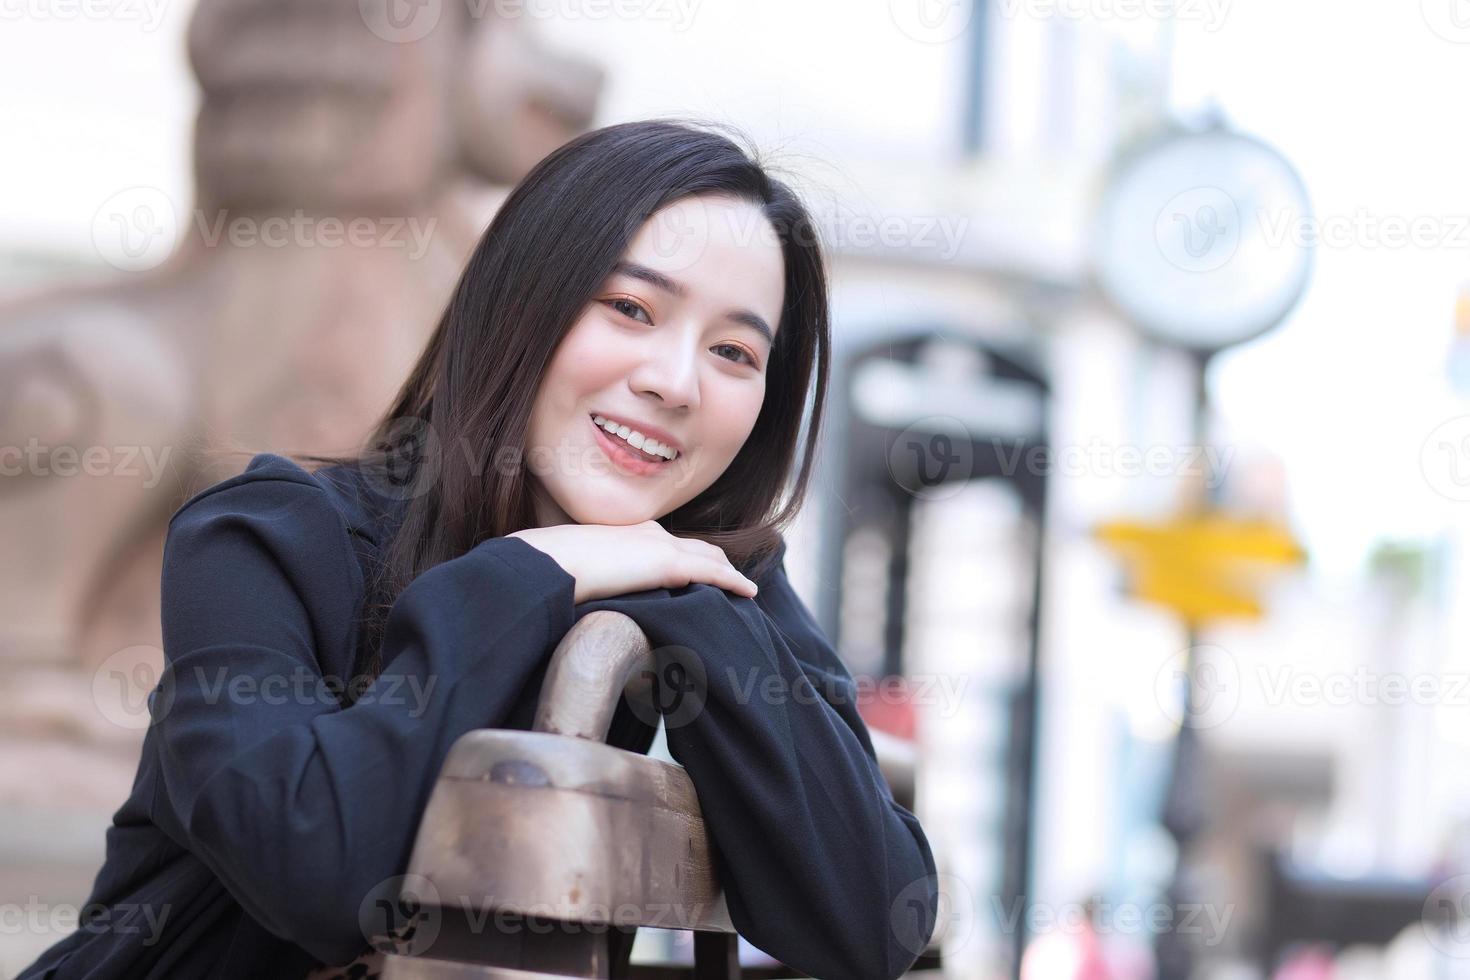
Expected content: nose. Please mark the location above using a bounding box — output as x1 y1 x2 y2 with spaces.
628 328 701 410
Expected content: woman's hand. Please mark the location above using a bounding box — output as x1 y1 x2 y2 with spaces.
508 521 759 605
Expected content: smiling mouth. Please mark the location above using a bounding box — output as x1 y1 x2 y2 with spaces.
588 414 679 473
589 414 680 462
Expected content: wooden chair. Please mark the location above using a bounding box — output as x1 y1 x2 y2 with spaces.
380 610 924 980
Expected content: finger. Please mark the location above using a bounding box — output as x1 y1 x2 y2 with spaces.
665 553 757 597
691 554 758 597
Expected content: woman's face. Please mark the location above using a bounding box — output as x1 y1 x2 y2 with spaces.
524 193 785 527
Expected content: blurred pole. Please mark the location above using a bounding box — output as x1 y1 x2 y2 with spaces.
1009 444 1049 980
1154 348 1215 980
962 0 989 156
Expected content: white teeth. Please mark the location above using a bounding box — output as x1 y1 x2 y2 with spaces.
592 414 677 460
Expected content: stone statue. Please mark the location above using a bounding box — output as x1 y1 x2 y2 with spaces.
0 0 603 787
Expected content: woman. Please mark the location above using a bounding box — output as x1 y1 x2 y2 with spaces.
18 119 939 980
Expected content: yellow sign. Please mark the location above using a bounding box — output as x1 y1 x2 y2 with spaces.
1095 512 1305 625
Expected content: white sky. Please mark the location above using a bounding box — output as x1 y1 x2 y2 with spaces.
1170 0 1470 571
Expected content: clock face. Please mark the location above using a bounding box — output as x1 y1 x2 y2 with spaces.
1093 128 1314 353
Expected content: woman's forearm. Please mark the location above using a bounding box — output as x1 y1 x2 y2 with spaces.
155 479 578 966
576 556 940 980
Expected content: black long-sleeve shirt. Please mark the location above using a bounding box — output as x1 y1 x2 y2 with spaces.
17 452 938 979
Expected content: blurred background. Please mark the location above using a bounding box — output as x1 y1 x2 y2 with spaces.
5 1 1470 977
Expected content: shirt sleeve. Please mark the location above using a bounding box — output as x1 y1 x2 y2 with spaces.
152 471 578 967
575 539 941 980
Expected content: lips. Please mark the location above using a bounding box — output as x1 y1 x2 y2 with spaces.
589 415 673 477
589 412 683 457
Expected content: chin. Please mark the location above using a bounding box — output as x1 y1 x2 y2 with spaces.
563 494 659 527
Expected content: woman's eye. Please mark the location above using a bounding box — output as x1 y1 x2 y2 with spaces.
713 343 756 367
605 297 652 324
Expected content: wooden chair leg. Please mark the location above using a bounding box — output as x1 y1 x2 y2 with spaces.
693 931 740 980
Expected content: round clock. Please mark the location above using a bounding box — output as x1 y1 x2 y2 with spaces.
1093 124 1314 354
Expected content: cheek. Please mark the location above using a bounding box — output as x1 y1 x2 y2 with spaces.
702 382 766 464
536 318 621 413
554 315 609 367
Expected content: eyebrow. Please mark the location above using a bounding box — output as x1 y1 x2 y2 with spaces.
612 261 775 346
